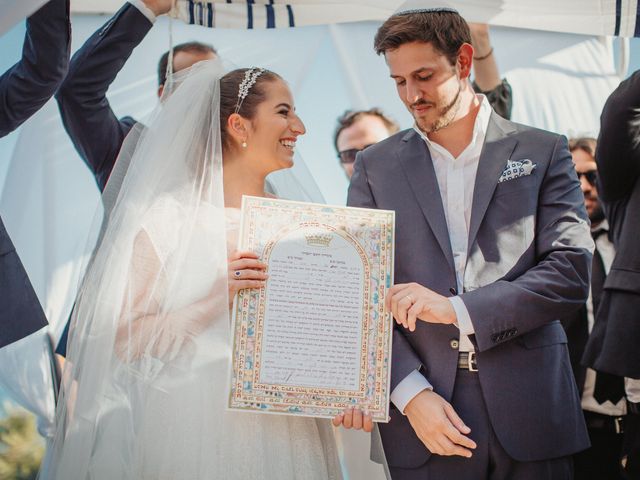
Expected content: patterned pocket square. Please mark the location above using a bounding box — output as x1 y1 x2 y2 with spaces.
498 159 536 183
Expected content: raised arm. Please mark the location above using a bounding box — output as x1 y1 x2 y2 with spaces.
0 0 70 137
469 23 513 120
595 70 640 203
55 2 155 191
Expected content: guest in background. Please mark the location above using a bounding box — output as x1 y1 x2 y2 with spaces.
0 0 70 349
583 70 640 480
562 137 626 480
334 108 399 179
56 0 217 191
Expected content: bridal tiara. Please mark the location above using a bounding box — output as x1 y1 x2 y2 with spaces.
235 67 266 114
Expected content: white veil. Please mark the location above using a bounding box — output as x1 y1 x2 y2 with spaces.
40 58 342 480
41 58 230 478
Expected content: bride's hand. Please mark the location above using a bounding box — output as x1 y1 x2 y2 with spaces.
332 408 373 433
228 250 268 306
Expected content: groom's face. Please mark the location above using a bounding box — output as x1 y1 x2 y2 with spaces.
385 41 463 134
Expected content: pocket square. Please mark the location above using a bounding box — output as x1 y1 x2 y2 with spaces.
498 159 536 183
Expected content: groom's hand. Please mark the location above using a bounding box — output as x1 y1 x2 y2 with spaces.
405 390 476 457
386 283 456 331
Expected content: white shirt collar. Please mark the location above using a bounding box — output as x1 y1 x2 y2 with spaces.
591 218 609 235
413 94 492 158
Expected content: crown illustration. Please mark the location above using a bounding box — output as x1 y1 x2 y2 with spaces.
305 233 333 247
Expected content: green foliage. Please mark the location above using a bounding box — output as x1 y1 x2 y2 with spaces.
0 403 44 480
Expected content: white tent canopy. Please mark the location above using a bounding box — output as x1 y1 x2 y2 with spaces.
72 0 640 38
0 3 633 463
1 20 622 341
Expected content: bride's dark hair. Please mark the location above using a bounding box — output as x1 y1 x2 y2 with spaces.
219 68 282 150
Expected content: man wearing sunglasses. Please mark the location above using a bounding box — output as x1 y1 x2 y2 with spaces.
561 137 627 479
334 108 400 179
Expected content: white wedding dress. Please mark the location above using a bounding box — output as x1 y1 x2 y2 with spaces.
42 59 343 480
70 197 342 480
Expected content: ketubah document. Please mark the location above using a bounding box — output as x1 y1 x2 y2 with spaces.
228 196 395 422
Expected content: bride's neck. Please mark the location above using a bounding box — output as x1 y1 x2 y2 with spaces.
223 155 268 209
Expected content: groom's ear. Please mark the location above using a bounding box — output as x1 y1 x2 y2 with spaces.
227 113 249 142
457 43 474 80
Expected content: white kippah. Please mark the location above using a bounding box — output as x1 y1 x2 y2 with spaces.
393 1 459 17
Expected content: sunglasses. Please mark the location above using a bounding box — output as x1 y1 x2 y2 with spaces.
337 144 375 165
577 170 598 186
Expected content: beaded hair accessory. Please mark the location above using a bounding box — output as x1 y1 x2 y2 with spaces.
235 67 266 114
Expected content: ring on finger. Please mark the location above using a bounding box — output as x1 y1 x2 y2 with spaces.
234 270 242 278
404 294 414 304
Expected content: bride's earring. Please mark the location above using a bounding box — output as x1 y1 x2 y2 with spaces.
241 140 247 148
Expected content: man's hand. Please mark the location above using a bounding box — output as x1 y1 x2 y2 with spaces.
386 282 457 331
142 0 175 16
468 23 491 53
405 389 476 457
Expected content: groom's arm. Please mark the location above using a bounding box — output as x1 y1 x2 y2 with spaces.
460 135 593 352
347 152 430 406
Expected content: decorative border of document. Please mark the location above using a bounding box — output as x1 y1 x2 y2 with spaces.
229 196 394 422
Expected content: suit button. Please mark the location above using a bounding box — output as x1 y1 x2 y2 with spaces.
450 339 459 349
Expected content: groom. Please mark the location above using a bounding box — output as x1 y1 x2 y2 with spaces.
347 8 592 479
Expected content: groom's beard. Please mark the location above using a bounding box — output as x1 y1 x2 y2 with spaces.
414 84 462 135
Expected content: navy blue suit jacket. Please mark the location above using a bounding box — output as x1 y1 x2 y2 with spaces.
55 3 152 355
584 70 640 379
0 0 70 348
56 3 152 192
348 113 591 466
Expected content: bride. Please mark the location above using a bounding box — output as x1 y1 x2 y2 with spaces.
41 59 342 479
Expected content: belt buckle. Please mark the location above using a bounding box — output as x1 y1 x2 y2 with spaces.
467 352 478 372
615 416 624 434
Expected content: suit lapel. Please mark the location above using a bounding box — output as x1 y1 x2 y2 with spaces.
398 131 455 270
467 114 519 252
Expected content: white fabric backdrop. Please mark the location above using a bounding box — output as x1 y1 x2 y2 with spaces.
0 0 48 36
0 13 627 471
71 0 640 38
1 19 622 343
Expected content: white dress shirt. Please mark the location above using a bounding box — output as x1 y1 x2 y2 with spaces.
129 0 158 23
581 221 626 416
390 96 492 413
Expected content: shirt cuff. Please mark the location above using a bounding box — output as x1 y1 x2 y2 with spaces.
390 369 432 414
129 0 157 23
625 377 640 404
449 296 474 336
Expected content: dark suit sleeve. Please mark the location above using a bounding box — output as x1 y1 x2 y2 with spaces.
0 0 70 137
55 3 152 191
473 79 513 120
461 135 594 352
348 153 423 391
595 70 640 204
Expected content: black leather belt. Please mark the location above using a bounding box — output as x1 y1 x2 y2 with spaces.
458 352 478 372
583 410 625 434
